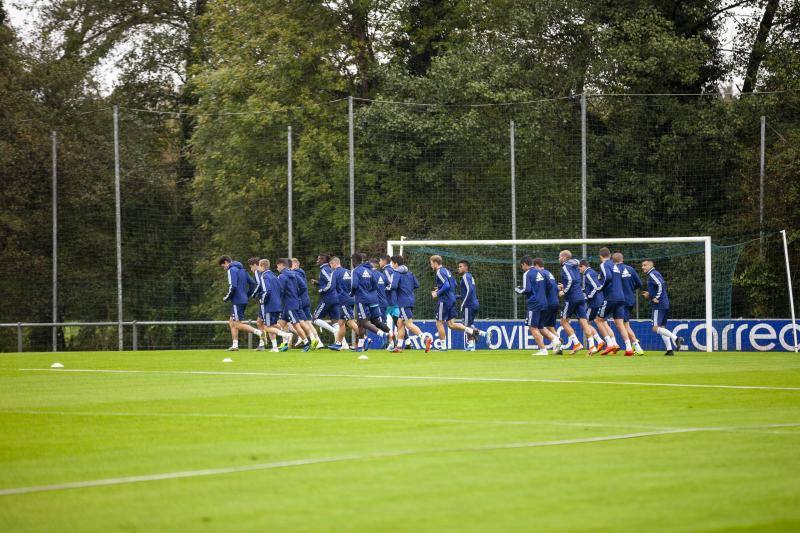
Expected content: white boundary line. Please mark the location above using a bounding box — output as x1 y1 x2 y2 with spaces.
0 428 699 496
18 368 800 391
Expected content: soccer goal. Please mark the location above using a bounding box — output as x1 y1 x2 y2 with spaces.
387 237 715 352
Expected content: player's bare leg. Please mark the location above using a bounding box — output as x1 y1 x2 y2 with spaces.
429 320 447 352
625 322 644 355
529 327 548 355
613 317 634 356
394 319 422 352
560 318 584 354
447 318 487 340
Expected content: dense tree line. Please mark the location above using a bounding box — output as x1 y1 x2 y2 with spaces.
1 0 798 350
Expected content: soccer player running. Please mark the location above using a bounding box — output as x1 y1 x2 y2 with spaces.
515 256 554 356
428 255 484 353
257 258 292 352
328 256 359 351
291 258 322 349
218 256 264 351
557 250 600 354
390 255 424 352
380 255 400 351
456 260 487 351
311 253 340 341
370 257 395 349
614 252 645 355
579 259 611 355
350 253 390 351
641 259 684 356
598 248 634 356
276 258 311 351
540 260 564 354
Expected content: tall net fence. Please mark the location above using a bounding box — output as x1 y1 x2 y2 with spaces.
1 93 798 351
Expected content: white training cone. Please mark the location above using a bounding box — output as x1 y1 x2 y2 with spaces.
222 358 233 363
50 362 64 369
358 355 369 361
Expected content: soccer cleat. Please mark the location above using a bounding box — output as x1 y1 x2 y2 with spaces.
391 347 403 354
310 338 320 350
587 346 599 355
596 340 606 351
270 347 279 353
600 345 615 355
424 337 433 353
624 349 634 356
664 350 675 356
327 343 342 351
293 337 304 347
635 347 645 356
278 342 289 352
226 346 239 351
568 343 583 355
675 337 685 350
301 342 311 352
533 349 549 356
610 345 621 354
255 345 265 351
363 338 373 352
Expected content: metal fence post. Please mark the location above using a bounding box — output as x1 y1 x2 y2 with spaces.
17 323 23 353
113 106 124 350
510 120 518 319
760 115 765 255
581 93 588 259
287 125 293 258
247 331 253 350
348 96 355 257
51 130 58 352
132 321 138 351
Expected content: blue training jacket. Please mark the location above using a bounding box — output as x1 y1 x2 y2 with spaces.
543 269 560 309
383 265 397 306
351 262 379 306
293 267 311 308
646 268 670 310
620 263 642 307
372 267 388 308
434 266 456 306
317 263 338 305
260 269 284 313
582 267 605 309
458 272 479 310
599 260 625 304
278 268 302 311
560 259 585 303
390 265 419 308
334 267 355 306
517 268 548 310
223 261 252 305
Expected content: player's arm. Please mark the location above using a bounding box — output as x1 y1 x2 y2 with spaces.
318 267 333 293
650 272 663 303
597 262 610 291
631 269 643 291
435 269 451 297
350 268 359 296
586 271 601 299
223 269 234 301
515 270 530 294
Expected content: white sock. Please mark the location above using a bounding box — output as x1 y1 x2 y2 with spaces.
258 333 265 346
465 327 474 335
386 315 394 331
657 327 678 341
281 331 292 340
661 334 673 350
625 340 632 351
587 337 595 348
314 319 336 334
634 340 642 351
270 336 278 348
570 334 580 346
594 334 603 345
358 338 364 348
232 339 239 348
606 335 617 347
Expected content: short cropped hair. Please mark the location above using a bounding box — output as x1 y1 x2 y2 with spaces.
259 259 270 268
391 255 404 265
218 255 232 265
458 260 470 269
330 256 341 266
612 252 623 263
599 247 611 258
380 254 391 262
318 253 331 263
579 259 589 267
247 257 260 266
559 250 572 259
369 257 379 266
351 253 363 266
277 258 290 267
520 256 534 266
533 258 544 267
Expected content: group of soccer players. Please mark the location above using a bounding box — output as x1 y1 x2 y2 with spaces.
219 246 683 356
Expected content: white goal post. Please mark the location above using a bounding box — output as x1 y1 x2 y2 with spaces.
387 236 713 353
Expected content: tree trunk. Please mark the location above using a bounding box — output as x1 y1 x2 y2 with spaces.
742 0 780 93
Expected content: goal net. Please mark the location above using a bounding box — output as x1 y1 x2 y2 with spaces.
386 237 738 353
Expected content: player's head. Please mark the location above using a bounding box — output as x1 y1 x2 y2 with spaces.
291 257 300 269
558 250 572 264
457 260 470 273
317 253 331 265
218 255 232 269
520 256 534 271
276 258 290 272
330 256 341 268
599 247 611 261
379 254 391 267
612 252 623 264
642 259 654 273
532 257 544 270
351 253 363 267
369 257 380 268
429 255 443 269
247 257 260 272
391 255 404 267
259 258 270 271
579 259 589 273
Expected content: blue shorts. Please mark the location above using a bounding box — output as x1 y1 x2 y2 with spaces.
463 307 477 327
561 301 588 320
356 303 381 320
263 311 281 327
398 307 414 320
386 305 400 318
379 307 387 319
313 301 341 321
623 305 635 322
542 307 559 329
588 302 607 322
282 309 302 324
652 308 669 327
525 308 542 328
604 301 625 320
435 301 457 321
339 304 354 321
258 303 266 320
230 304 247 322
300 305 312 321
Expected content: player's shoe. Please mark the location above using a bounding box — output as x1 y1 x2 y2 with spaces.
664 350 675 356
675 337 685 350
278 341 289 352
635 347 645 356
301 342 311 352
327 343 342 351
270 347 279 352
624 349 634 356
587 346 599 355
424 337 433 353
550 341 563 354
363 338 373 352
293 337 304 347
226 346 239 351
568 343 583 355
596 339 606 351
600 345 614 355
255 345 265 351
391 347 403 354
533 349 548 356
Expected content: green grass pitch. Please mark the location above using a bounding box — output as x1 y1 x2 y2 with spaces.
1 349 799 531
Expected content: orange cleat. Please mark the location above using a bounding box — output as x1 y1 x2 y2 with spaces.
569 343 584 355
600 345 615 355
588 346 599 355
596 340 606 351
624 349 634 356
424 337 433 353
